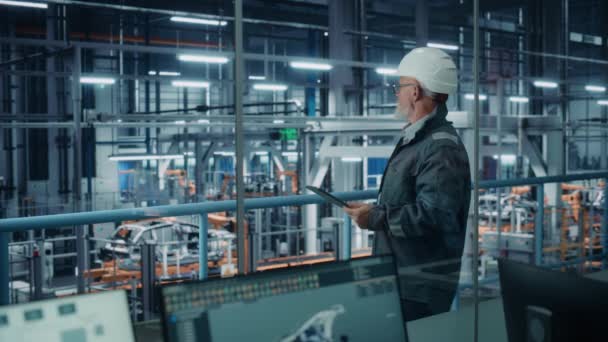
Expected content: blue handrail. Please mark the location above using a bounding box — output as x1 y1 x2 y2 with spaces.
3 172 607 232
0 191 377 232
0 172 607 306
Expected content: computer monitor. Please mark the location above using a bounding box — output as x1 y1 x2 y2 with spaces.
0 290 135 342
498 259 608 342
161 255 408 342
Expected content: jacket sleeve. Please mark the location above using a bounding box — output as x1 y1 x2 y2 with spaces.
367 143 469 238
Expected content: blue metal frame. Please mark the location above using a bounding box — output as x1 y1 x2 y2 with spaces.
0 233 7 305
0 190 378 232
1 172 608 305
535 184 544 266
199 214 209 280
342 213 353 261
6 172 608 232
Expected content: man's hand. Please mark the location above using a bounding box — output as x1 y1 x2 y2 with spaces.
343 202 373 229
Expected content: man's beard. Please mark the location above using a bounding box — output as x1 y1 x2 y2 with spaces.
394 102 413 121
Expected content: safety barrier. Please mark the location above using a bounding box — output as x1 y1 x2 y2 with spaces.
1 172 607 305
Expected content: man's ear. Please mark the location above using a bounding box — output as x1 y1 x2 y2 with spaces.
414 85 424 101
413 85 423 101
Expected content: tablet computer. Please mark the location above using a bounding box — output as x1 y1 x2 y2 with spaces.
306 186 350 208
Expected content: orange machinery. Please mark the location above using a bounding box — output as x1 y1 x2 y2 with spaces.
276 170 299 194
165 169 196 196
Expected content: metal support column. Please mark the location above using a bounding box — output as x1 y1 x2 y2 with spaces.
472 1 480 341
33 246 43 300
199 213 208 280
303 134 317 254
234 0 248 275
0 232 8 305
46 3 61 199
535 184 545 266
340 213 352 261
415 0 429 47
265 208 271 255
305 31 317 117
194 139 202 201
141 242 155 321
496 78 504 255
72 47 86 294
253 210 262 271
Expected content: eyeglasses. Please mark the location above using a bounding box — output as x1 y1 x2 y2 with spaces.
390 82 417 95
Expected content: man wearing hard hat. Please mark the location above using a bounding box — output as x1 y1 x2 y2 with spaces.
345 47 471 321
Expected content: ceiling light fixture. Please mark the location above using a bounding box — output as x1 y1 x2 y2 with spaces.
178 54 229 64
170 16 227 26
289 61 333 71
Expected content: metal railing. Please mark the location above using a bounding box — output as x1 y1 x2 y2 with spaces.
1 172 608 306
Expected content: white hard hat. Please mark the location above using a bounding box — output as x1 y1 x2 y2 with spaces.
397 47 458 95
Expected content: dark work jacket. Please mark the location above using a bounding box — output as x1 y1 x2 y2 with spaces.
368 103 471 311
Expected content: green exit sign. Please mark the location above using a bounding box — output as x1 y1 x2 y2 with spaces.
279 128 298 141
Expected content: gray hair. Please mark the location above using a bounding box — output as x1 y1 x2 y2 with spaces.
421 86 448 103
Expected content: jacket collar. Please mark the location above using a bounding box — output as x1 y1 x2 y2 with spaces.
401 103 449 146
401 106 437 144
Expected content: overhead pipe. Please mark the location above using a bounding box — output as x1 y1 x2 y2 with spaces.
0 46 73 69
43 0 326 31
16 27 221 49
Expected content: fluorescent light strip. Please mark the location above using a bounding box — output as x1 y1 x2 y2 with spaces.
108 154 183 161
253 83 288 91
171 80 210 88
80 77 115 85
492 154 517 163
0 0 47 9
509 96 529 103
273 119 285 124
427 42 459 51
214 152 235 157
159 71 181 76
281 152 298 157
375 67 398 76
254 151 268 156
149 71 181 76
464 93 487 101
170 16 227 26
197 119 210 124
533 80 558 88
341 157 363 162
178 54 229 64
289 61 333 71
175 120 186 125
248 75 266 80
598 100 608 106
585 85 606 93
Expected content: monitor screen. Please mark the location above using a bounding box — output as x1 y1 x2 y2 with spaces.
0 290 135 342
161 255 408 342
498 259 608 342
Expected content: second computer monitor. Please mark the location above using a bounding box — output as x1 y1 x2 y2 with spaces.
0 290 135 342
161 255 408 342
499 259 608 342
